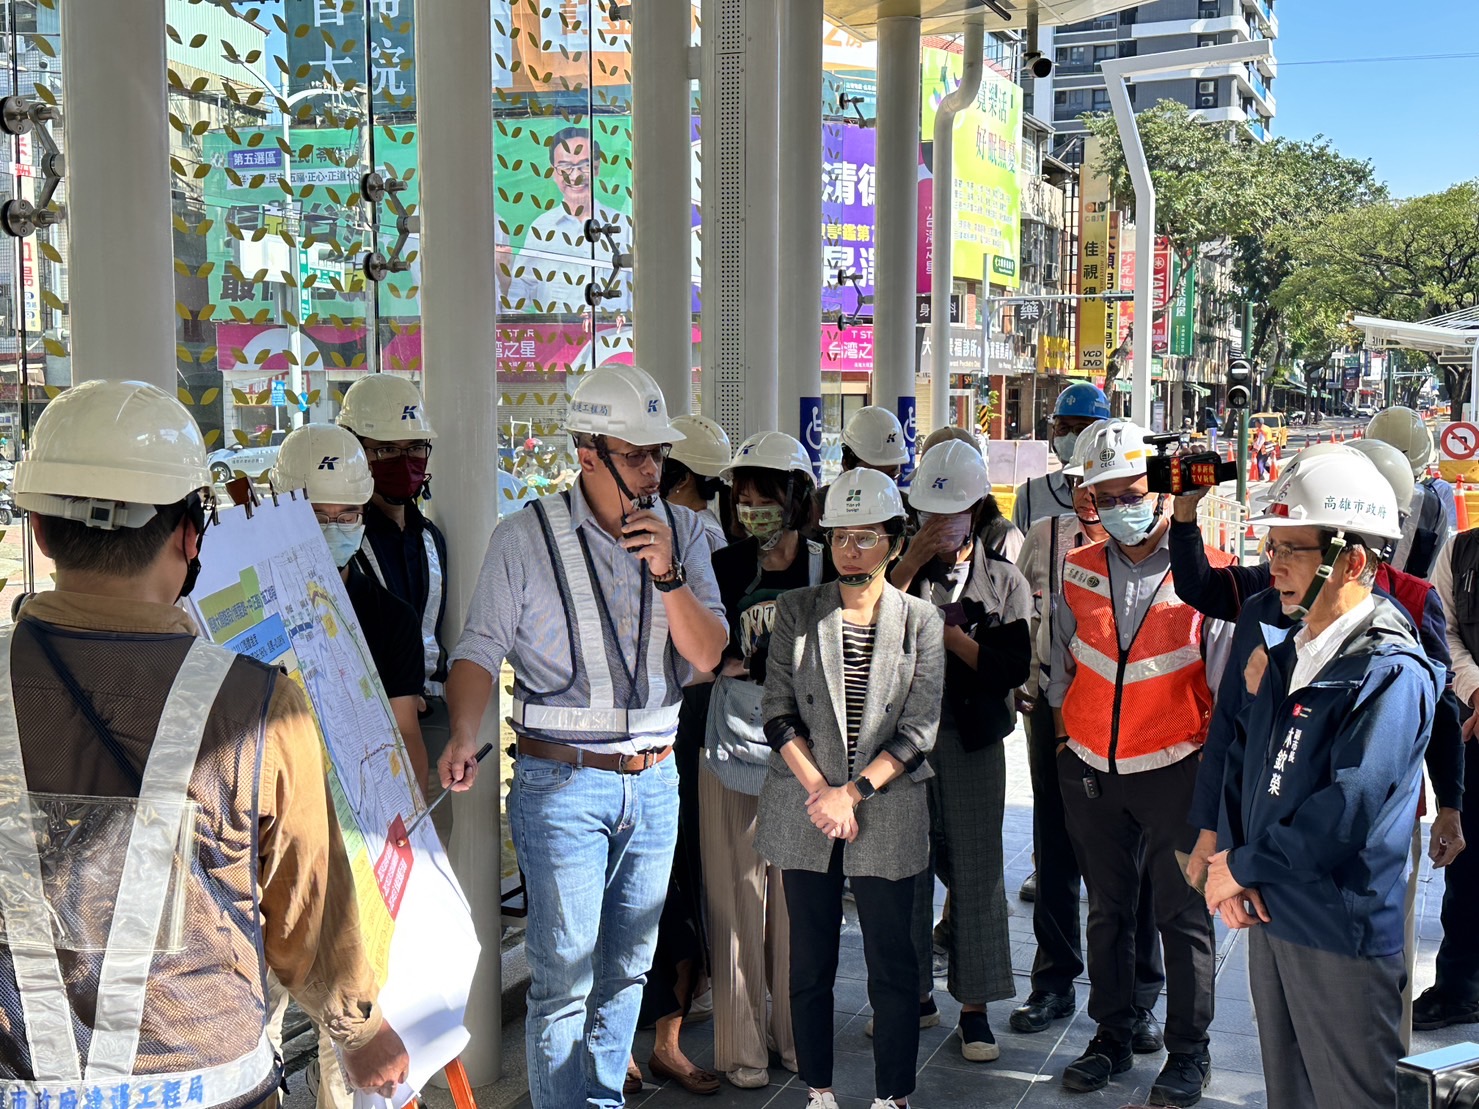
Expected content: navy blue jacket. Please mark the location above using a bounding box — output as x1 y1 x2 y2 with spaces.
1219 597 1439 958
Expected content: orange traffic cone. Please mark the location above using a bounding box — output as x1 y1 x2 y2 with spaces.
1268 455 1280 481
1458 479 1470 532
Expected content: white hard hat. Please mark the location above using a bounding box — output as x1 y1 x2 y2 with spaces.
1250 451 1402 540
13 379 212 527
721 430 814 484
1061 418 1109 478
907 439 988 514
337 374 438 440
1079 419 1151 488
668 414 731 477
1365 406 1434 476
1292 442 1358 463
842 405 909 467
564 363 687 448
820 467 906 528
272 423 375 505
1346 437 1416 513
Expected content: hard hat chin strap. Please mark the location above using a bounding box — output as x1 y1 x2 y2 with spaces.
591 434 647 511
1289 530 1347 621
836 535 902 587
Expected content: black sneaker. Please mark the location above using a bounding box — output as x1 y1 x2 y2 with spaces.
1019 870 1039 902
1149 1050 1211 1107
1062 1032 1133 1092
1132 1007 1165 1053
958 1010 1000 1063
1413 986 1479 1031
1010 989 1076 1033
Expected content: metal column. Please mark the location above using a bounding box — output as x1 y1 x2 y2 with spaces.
59 0 176 388
414 0 502 1085
929 15 984 434
778 0 824 471
633 0 696 414
874 16 921 465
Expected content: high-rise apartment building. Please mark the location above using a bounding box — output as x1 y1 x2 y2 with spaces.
1032 0 1277 162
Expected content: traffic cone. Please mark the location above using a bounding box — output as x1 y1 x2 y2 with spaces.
1458 479 1470 532
1268 455 1279 481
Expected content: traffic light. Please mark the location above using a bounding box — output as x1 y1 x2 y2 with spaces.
1227 357 1253 411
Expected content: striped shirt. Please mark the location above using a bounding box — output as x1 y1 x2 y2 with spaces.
450 481 727 754
841 621 876 773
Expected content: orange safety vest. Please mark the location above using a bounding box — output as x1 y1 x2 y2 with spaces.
1060 539 1235 772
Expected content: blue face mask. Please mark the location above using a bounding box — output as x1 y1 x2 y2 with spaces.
1097 499 1159 547
322 522 366 568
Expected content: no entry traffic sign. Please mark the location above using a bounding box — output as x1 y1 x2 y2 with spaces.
1441 422 1479 461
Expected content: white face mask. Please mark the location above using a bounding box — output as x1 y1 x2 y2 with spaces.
917 510 973 552
1053 432 1079 464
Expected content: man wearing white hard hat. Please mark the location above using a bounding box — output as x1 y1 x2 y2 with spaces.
440 363 727 1109
891 439 1032 1063
1209 449 1440 1109
1048 420 1234 1106
3 381 408 1103
811 406 911 536
1367 405 1456 577
662 413 733 553
337 373 451 785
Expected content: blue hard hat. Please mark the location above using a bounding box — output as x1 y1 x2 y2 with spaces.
1053 383 1111 420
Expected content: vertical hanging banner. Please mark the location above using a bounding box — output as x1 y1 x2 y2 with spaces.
822 125 878 318
1104 213 1122 361
1171 253 1197 358
1151 237 1172 354
1116 218 1135 353
800 396 824 479
1076 137 1112 373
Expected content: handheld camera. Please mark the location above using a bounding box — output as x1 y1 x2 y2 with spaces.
1144 432 1238 496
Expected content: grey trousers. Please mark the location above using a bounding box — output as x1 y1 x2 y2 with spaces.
1249 929 1406 1109
910 732 1014 1005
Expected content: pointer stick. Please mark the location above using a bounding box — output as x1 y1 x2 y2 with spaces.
397 743 493 845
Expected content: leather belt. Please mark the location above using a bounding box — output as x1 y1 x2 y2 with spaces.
516 736 673 774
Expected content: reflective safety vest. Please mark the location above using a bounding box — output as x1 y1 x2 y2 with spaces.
509 492 683 744
1060 540 1233 772
360 525 445 698
0 623 278 1109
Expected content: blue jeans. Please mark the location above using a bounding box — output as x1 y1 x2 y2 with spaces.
509 753 680 1109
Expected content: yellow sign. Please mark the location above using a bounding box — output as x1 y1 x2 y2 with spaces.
1038 334 1072 372
1076 137 1113 373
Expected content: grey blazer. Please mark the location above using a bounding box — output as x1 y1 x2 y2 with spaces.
753 582 944 881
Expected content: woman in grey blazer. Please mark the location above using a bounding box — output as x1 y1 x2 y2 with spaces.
755 468 945 1109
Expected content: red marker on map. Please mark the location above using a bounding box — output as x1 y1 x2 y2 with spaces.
396 743 493 846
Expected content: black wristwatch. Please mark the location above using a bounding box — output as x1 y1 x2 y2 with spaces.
851 774 878 802
652 560 687 592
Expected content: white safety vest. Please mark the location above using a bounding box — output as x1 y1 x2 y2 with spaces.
0 627 276 1108
509 493 682 740
360 526 445 697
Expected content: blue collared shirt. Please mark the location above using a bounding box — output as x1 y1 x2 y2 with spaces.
451 480 727 754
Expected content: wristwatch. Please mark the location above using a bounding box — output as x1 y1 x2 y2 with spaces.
851 774 878 802
652 560 687 592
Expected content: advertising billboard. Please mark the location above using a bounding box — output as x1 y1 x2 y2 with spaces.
920 47 1022 290
822 123 878 318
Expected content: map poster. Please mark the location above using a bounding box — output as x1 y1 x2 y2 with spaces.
186 493 478 1103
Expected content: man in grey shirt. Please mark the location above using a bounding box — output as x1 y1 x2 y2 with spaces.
1046 420 1231 1108
438 365 728 1109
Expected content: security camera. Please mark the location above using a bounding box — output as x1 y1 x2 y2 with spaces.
1024 52 1053 80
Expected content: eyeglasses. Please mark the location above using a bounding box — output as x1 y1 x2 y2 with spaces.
1261 537 1326 564
1093 490 1150 510
827 529 885 551
315 509 364 527
554 162 592 184
366 442 432 462
606 443 671 469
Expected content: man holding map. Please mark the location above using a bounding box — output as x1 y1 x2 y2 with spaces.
1 380 408 1106
440 363 728 1109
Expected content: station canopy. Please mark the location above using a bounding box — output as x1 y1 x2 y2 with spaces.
1352 307 1479 367
824 0 1148 37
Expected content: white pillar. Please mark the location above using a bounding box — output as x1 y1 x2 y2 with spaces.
414 1 502 1086
874 16 921 465
60 0 176 388
929 16 984 434
744 0 780 435
633 0 695 414
778 0 824 471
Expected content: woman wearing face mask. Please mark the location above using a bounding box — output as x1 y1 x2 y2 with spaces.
911 427 1024 561
701 431 830 1090
754 468 944 1109
888 440 1032 1063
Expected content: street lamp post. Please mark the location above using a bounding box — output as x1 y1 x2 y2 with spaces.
1097 40 1274 427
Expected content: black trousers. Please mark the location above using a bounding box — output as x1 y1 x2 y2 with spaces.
1027 696 1164 1005
1436 739 1479 1004
1059 748 1215 1053
784 843 919 1100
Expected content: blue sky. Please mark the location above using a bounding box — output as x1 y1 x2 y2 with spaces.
1273 0 1479 198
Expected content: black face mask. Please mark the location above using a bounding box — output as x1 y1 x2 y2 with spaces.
176 495 210 602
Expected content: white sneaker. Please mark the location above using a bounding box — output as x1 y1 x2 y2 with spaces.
869 1100 907 1108
807 1091 840 1109
727 1066 769 1089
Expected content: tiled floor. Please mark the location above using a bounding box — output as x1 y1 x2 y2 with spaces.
486 726 1466 1108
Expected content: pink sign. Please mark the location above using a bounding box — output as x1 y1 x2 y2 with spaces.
1151 237 1172 354
916 145 933 296
823 324 875 375
1117 231 1137 351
